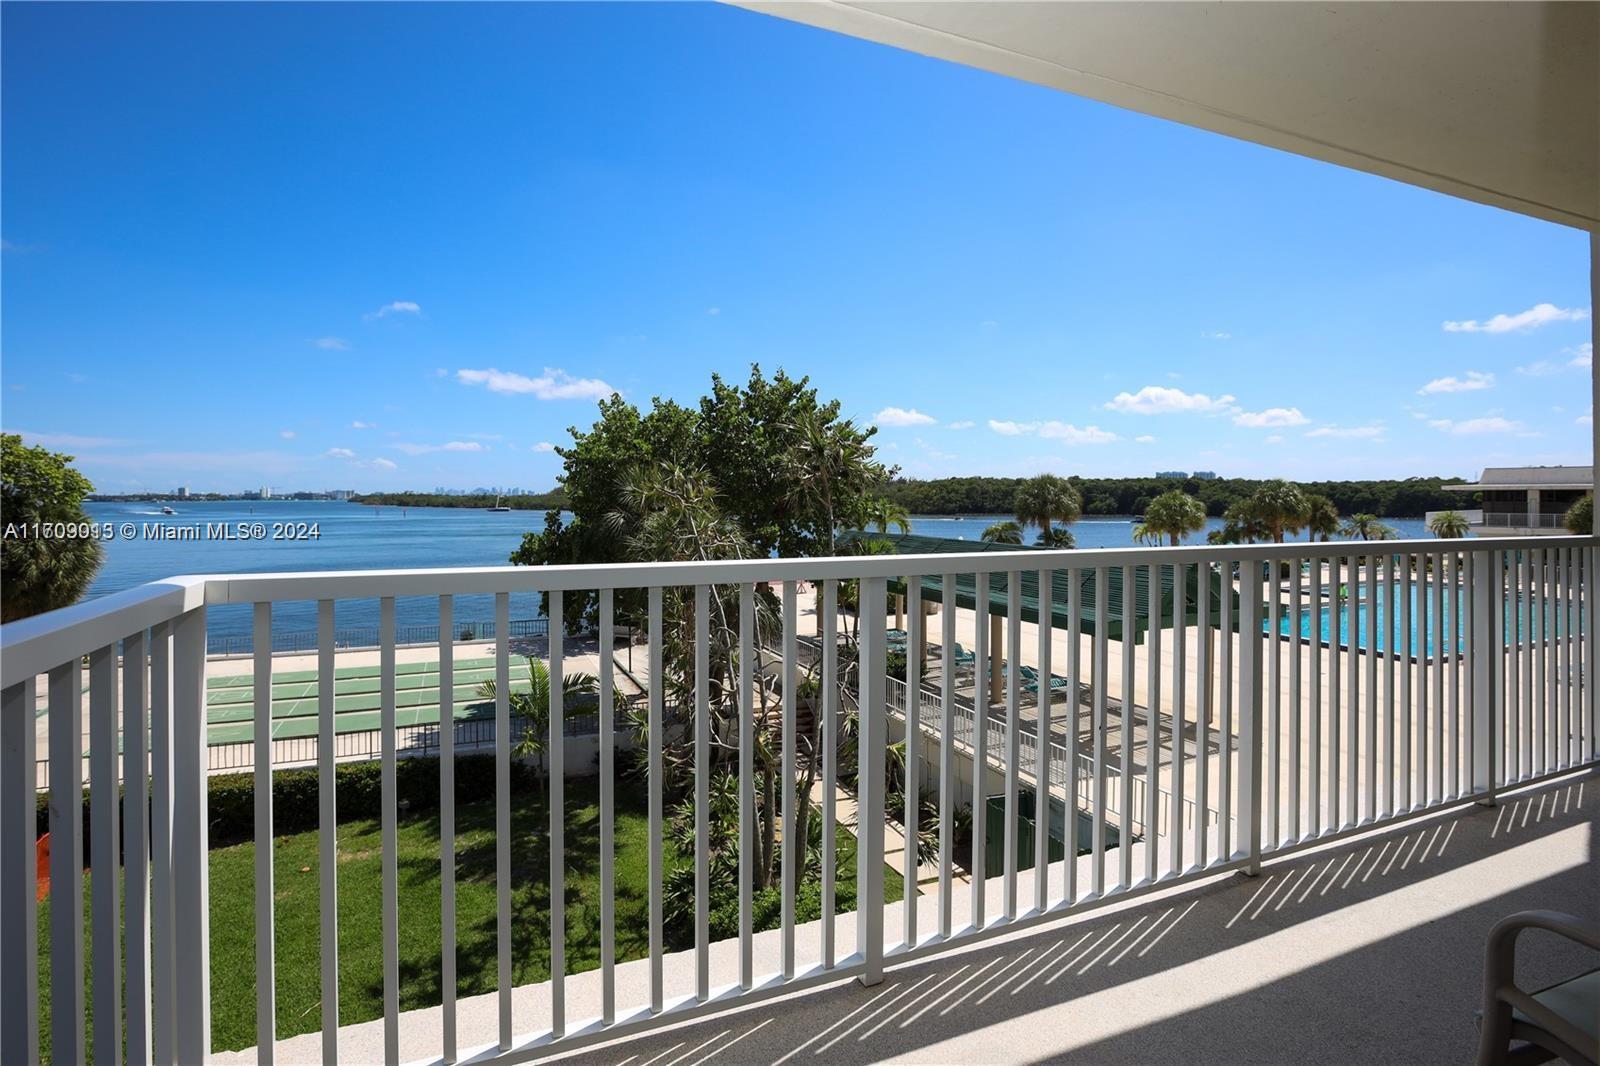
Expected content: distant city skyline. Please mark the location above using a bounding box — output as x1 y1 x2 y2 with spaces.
3 3 1592 493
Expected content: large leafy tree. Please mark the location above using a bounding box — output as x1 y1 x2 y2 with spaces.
1133 489 1207 546
1239 479 1311 543
1428 510 1472 539
1341 513 1399 541
1564 495 1592 535
1305 494 1341 542
1013 474 1081 538
1 433 105 623
981 520 1024 544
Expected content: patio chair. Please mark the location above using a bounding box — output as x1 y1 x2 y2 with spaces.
1475 909 1599 1066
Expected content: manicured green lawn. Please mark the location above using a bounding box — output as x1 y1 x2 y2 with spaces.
37 774 903 1057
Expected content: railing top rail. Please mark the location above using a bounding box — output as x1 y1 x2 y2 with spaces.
198 533 1597 601
0 576 206 690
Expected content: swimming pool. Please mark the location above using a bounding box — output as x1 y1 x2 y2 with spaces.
1270 579 1583 659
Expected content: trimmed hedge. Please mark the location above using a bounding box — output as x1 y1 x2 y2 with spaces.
36 753 541 851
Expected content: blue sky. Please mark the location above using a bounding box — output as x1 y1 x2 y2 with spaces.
2 2 1592 494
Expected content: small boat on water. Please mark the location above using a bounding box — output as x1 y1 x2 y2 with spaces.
486 495 511 513
160 505 176 515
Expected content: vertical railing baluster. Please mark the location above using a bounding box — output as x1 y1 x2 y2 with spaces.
1006 570 1023 914
1238 559 1264 875
597 589 615 1024
1288 558 1301 843
1534 549 1547 776
906 578 923 940
1400 553 1413 811
1197 560 1212 868
1471 552 1497 801
1219 564 1234 862
173 607 210 1064
1347 555 1361 827
1507 552 1521 784
438 595 458 1061
380 598 400 1063
738 584 754 990
1035 568 1052 911
1170 563 1187 871
1309 556 1323 837
1065 569 1081 903
1545 549 1558 770
1328 556 1342 830
549 590 566 1036
693 586 711 999
1091 568 1107 899
1364 553 1378 821
973 571 990 926
1563 547 1575 767
1118 566 1135 890
90 642 123 1066
317 601 340 1065
253 604 276 1065
1266 560 1280 848
1381 554 1396 819
938 574 955 936
124 629 152 1066
857 577 888 986
0 679 38 1066
1145 563 1161 879
1432 554 1447 803
150 620 176 1066
780 581 797 977
48 658 85 1066
494 590 511 1050
648 586 664 1010
1586 545 1597 763
822 580 839 963
1451 551 1466 796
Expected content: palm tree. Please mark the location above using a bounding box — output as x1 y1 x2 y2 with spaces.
1136 489 1207 546
982 520 1024 544
1013 473 1081 540
785 408 878 555
1036 525 1076 548
863 496 911 534
476 656 604 760
1428 509 1472 539
1341 512 1398 541
1244 479 1311 543
1305 494 1341 542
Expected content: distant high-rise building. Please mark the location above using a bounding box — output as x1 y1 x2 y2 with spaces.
1155 470 1189 479
177 486 190 498
260 486 272 499
1192 471 1219 480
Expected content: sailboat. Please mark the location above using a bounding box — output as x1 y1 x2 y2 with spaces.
486 494 511 513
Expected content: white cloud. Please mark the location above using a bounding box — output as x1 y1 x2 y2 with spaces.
1516 360 1561 376
279 430 297 440
533 441 557 453
1233 407 1308 428
9 429 130 449
390 441 487 455
325 447 356 459
947 420 975 430
1427 416 1523 435
1442 303 1589 333
1418 370 1494 394
706 307 720 316
351 420 375 429
456 367 614 400
874 406 936 427
314 337 350 351
986 419 1116 444
1579 412 1593 427
1263 434 1284 445
1306 424 1385 439
1568 342 1593 369
366 300 421 319
1104 385 1236 415
1200 331 1231 341
1135 435 1156 444
371 457 398 470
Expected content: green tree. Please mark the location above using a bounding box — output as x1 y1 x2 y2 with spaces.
1564 494 1592 535
1013 474 1081 539
1305 494 1341 542
1 433 105 623
862 496 911 535
1135 489 1207 546
475 656 604 762
1035 525 1076 548
982 520 1024 544
1428 509 1473 539
1341 513 1399 541
1241 479 1311 543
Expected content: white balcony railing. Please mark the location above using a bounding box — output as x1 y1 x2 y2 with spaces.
1476 512 1570 530
2 537 1596 1065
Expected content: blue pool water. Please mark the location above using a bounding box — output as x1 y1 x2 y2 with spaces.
1273 578 1582 659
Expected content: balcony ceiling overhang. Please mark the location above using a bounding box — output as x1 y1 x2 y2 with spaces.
738 1 1600 230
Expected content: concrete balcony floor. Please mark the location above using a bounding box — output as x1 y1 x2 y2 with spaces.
547 772 1597 1066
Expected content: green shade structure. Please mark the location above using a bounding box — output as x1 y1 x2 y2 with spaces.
835 530 1239 643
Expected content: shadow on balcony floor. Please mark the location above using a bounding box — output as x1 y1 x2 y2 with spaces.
553 772 1597 1066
